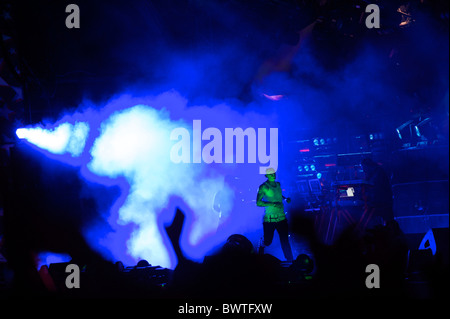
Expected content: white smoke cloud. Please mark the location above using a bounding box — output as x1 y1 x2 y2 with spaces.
17 122 89 157
18 90 274 269
87 104 226 268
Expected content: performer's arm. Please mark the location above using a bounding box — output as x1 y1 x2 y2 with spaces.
256 186 270 207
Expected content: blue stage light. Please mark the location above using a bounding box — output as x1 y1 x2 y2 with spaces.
15 122 89 157
16 128 27 139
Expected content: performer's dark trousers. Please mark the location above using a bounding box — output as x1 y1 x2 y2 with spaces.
263 219 293 261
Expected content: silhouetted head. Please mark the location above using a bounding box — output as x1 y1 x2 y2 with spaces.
136 259 150 267
115 261 124 272
222 234 254 255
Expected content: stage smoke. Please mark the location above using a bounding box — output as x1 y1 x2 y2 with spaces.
16 122 89 157
17 91 272 268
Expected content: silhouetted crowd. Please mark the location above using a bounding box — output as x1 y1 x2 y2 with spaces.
0 207 448 299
